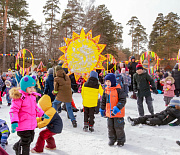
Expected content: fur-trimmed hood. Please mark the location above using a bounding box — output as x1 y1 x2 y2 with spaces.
9 87 39 99
9 87 22 99
165 76 175 84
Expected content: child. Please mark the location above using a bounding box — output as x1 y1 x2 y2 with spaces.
100 73 126 146
3 80 13 106
115 70 123 88
163 76 175 106
31 95 63 153
81 71 104 132
9 75 47 155
121 68 129 97
0 119 10 150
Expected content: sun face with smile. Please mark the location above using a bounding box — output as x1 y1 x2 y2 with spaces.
59 28 106 81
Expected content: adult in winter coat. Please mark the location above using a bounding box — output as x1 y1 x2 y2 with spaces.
128 99 180 126
52 66 77 128
133 63 158 116
31 95 63 153
44 68 55 102
128 56 138 91
0 73 6 105
172 63 180 97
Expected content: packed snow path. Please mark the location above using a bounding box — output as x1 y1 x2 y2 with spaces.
1 93 180 155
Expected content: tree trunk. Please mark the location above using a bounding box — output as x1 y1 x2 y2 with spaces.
3 0 8 71
19 20 21 50
33 28 34 53
132 33 134 56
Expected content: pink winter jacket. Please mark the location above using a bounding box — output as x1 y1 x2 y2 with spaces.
163 84 175 97
9 90 44 131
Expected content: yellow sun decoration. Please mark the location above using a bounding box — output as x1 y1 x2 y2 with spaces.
59 28 106 81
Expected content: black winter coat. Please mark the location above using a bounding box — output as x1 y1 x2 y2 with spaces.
128 61 138 76
133 70 156 97
172 63 180 89
44 74 55 101
135 106 180 125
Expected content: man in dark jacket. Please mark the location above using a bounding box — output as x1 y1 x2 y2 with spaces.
172 63 180 97
128 56 138 91
133 63 158 116
128 99 180 126
44 68 55 102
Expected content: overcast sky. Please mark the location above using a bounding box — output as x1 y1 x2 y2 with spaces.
26 0 180 50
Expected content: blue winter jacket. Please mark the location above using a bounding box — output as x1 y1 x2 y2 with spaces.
44 74 55 101
115 73 124 88
9 77 17 87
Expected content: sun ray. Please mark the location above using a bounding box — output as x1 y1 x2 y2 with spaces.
59 46 67 53
80 28 85 39
72 31 80 40
64 37 73 46
92 35 100 44
97 44 106 54
58 54 66 61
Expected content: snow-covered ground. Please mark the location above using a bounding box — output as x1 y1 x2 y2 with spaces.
1 92 180 155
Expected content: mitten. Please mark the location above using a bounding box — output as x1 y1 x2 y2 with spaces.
42 114 50 119
112 106 120 116
99 108 105 117
11 123 18 133
2 92 6 97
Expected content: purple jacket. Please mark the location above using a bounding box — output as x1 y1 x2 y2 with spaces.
9 90 44 131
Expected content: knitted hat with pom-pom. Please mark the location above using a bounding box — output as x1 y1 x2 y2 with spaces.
136 62 143 70
20 75 36 92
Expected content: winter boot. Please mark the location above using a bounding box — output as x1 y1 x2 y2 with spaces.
31 149 43 153
127 116 136 126
176 141 180 146
72 120 77 128
0 101 2 105
108 140 115 146
7 103 11 106
89 125 94 132
83 122 89 132
45 146 56 150
117 141 124 147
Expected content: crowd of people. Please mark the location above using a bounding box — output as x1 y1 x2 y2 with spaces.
0 57 180 154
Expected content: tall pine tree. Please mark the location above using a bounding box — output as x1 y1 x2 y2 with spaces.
126 16 140 55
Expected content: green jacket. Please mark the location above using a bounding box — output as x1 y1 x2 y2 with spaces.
133 70 156 97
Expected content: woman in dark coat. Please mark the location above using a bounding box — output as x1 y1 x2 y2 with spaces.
172 63 180 97
44 68 55 102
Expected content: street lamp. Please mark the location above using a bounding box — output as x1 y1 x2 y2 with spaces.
10 49 18 70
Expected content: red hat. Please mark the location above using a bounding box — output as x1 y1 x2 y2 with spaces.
136 62 143 70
